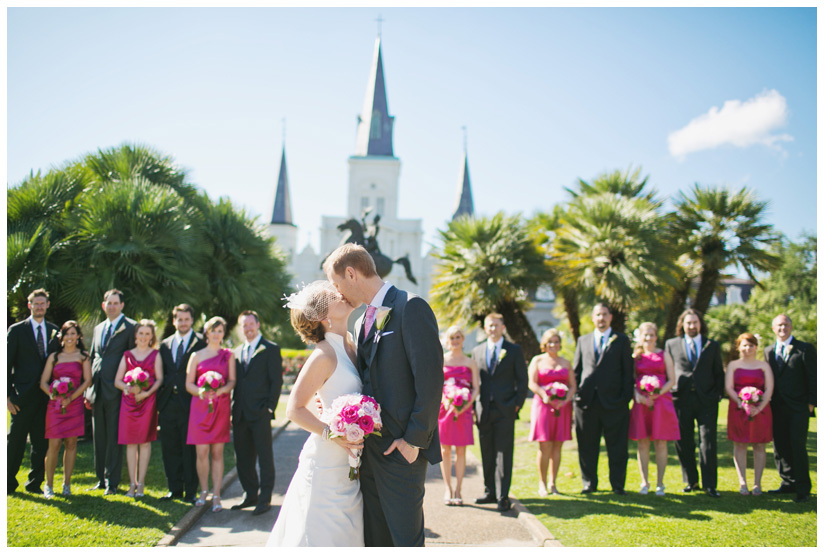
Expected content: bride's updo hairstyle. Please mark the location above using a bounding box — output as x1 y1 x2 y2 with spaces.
284 281 339 344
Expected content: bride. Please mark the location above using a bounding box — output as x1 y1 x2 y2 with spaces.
267 281 365 547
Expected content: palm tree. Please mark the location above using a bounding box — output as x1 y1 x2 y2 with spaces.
430 213 551 361
667 184 780 323
551 193 679 335
566 166 658 203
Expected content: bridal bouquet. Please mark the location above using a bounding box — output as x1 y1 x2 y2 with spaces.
197 371 225 413
325 394 383 480
739 386 763 421
545 382 569 417
49 377 75 414
443 378 471 421
123 369 151 392
639 375 662 411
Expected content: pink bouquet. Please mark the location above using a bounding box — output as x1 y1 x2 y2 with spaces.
49 377 75 414
639 375 662 411
197 371 225 413
443 378 472 421
123 368 151 392
544 382 569 417
739 386 763 421
325 393 383 480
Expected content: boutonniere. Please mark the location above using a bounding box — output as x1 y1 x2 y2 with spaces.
607 336 617 347
50 329 58 341
253 345 266 358
372 307 393 345
112 324 125 337
786 344 794 355
497 348 507 362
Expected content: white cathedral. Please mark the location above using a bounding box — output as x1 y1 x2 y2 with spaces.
264 35 556 337
264 35 474 300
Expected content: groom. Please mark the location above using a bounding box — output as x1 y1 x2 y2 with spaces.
324 243 443 547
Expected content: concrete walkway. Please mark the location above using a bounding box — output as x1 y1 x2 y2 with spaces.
164 419 560 547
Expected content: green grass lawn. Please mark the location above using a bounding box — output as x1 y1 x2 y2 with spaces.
470 398 817 547
6 393 290 547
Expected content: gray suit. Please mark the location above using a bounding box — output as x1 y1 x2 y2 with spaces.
355 285 443 547
88 315 136 490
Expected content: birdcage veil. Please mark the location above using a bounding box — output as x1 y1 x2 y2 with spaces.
282 281 338 322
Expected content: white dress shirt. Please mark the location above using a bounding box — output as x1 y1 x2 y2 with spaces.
173 329 194 363
29 317 48 353
487 337 504 366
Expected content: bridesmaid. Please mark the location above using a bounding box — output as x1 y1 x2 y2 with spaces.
38 321 92 499
115 319 163 498
437 326 479 506
631 322 679 495
725 333 774 495
186 316 236 512
527 329 576 496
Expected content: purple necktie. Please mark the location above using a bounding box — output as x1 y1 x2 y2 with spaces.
364 306 377 338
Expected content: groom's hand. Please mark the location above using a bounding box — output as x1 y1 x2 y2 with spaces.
384 438 419 464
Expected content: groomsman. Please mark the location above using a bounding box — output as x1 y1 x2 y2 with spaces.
7 289 59 493
572 303 634 494
231 310 283 516
664 308 724 498
765 314 816 503
158 304 205 503
471 313 528 512
88 289 136 494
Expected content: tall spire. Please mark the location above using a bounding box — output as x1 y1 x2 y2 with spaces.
354 36 395 156
271 144 294 225
452 129 474 220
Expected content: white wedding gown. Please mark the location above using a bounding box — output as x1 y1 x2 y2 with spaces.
267 332 364 547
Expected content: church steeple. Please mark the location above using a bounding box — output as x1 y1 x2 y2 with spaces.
271 145 294 226
452 133 475 220
354 37 395 157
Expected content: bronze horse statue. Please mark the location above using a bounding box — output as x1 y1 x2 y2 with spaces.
322 211 417 285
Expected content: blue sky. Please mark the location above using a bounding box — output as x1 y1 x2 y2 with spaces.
6 7 817 261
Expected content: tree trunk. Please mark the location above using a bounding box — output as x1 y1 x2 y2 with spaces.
561 288 581 342
692 266 721 317
664 277 692 340
498 300 540 363
609 306 628 335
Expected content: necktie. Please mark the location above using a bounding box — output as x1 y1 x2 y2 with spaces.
364 306 377 339
36 325 46 360
175 338 185 368
688 339 697 365
595 334 605 357
244 344 251 371
779 344 787 362
103 323 113 350
488 346 498 373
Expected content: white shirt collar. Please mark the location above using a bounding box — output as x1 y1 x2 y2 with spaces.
245 334 263 351
174 329 193 347
685 334 702 346
368 281 392 308
595 327 612 341
29 316 45 334
777 335 794 349
487 337 504 351
107 314 124 329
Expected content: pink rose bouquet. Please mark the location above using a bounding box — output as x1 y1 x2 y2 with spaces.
123 369 152 401
639 375 662 411
544 382 569 417
325 393 383 480
49 377 75 414
197 371 225 413
443 378 472 421
738 386 763 421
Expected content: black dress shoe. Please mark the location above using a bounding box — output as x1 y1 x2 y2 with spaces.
497 499 512 512
683 483 700 493
581 487 597 494
88 482 106 491
161 491 184 501
231 497 259 510
252 503 272 516
705 488 720 498
769 484 797 494
475 494 497 504
613 488 627 496
104 488 119 496
25 484 43 494
794 494 810 503
184 494 197 504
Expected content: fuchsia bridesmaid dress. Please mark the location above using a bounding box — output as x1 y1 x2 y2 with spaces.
45 361 85 439
628 351 680 441
528 366 572 442
187 349 232 445
438 366 474 446
727 367 772 444
118 350 159 444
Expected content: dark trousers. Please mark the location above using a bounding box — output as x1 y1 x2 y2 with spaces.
233 413 275 503
158 403 198 496
673 391 718 489
360 436 428 547
92 396 123 489
7 394 48 491
477 404 516 501
574 397 629 491
771 400 811 496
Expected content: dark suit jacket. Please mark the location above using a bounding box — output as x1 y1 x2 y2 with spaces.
573 331 634 411
232 337 283 422
471 339 528 422
356 286 444 464
664 335 724 404
158 332 206 413
88 316 137 403
7 318 60 404
765 338 816 412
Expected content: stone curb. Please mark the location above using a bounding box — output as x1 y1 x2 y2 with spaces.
510 497 564 547
155 419 291 547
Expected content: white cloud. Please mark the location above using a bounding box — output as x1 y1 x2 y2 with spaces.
668 89 793 159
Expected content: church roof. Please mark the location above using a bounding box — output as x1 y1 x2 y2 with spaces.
354 37 395 157
271 146 294 226
451 152 475 220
